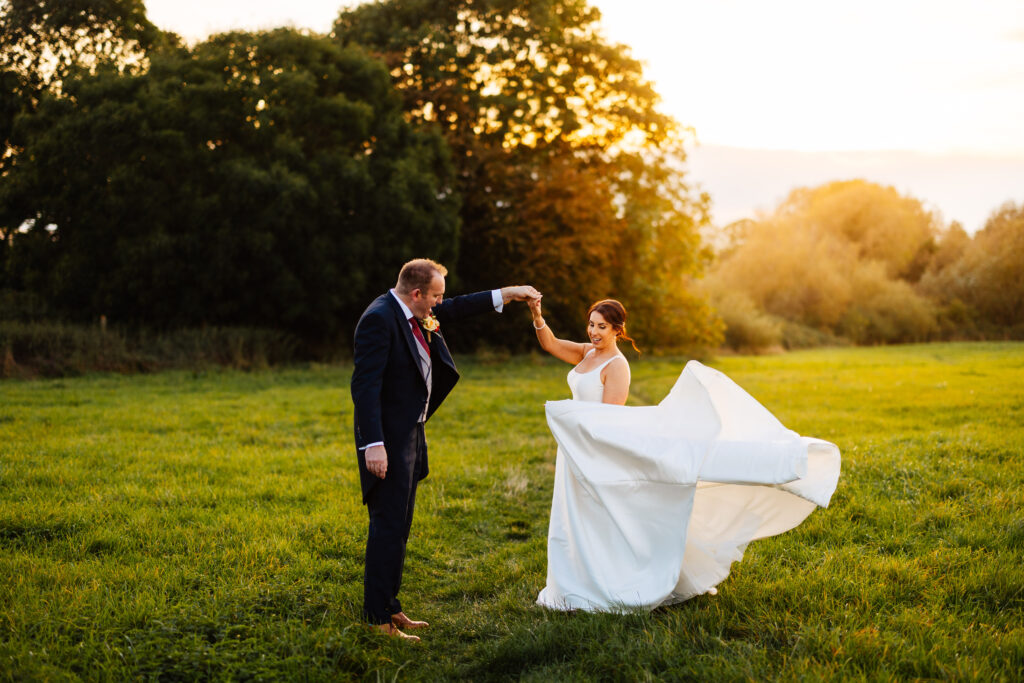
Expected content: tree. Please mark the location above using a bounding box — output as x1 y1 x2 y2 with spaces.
0 0 159 161
5 29 458 341
333 0 719 350
921 202 1024 336
1 0 161 280
772 180 939 281
705 180 940 345
0 0 157 91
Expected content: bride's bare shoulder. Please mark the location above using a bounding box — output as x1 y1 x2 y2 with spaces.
607 354 630 374
600 355 631 404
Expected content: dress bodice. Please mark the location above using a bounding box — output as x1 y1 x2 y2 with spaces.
566 350 628 403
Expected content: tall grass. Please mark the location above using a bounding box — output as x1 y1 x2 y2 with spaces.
0 321 304 378
1 343 1022 679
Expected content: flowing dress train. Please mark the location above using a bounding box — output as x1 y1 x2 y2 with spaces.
536 358 841 611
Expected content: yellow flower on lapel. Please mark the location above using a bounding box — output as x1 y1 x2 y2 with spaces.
420 315 440 342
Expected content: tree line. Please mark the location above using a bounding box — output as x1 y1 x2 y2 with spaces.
2 1 1020 367
0 0 719 355
703 180 1024 349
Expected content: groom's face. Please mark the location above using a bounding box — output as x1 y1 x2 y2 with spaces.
410 274 445 319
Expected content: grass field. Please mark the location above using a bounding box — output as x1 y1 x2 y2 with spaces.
1 343 1023 680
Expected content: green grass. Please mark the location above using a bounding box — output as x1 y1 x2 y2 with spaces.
1 343 1023 680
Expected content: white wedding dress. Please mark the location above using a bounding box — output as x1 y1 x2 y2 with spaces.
536 353 841 612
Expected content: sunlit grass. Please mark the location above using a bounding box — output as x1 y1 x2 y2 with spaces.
1 343 1022 679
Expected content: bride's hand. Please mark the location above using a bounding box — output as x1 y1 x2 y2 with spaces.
529 298 547 331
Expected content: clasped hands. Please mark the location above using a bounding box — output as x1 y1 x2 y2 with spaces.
501 285 542 305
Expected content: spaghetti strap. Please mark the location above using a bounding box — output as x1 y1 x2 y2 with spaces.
595 354 625 373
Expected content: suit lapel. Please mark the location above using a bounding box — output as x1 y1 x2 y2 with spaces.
386 293 428 382
429 328 457 374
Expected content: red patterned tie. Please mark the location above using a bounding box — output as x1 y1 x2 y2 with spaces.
409 316 430 356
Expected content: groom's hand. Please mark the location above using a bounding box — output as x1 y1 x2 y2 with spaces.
501 285 542 304
365 444 388 479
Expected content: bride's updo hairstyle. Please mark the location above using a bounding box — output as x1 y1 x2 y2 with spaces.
588 299 641 353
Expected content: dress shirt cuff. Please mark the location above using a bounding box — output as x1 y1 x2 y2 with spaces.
492 289 504 313
360 441 384 451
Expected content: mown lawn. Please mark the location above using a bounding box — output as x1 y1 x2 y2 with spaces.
1 343 1022 680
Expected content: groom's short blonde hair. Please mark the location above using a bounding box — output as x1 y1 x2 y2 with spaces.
396 258 448 295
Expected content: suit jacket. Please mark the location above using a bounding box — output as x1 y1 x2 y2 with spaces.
350 290 496 502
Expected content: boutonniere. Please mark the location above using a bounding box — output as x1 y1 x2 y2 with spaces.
420 315 440 342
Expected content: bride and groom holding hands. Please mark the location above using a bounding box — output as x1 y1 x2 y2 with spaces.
351 259 841 640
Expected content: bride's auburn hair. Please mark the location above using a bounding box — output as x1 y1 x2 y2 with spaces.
588 299 641 353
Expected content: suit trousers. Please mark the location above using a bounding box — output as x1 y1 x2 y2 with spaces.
362 422 426 624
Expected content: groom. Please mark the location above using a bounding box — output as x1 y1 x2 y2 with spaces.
351 258 540 640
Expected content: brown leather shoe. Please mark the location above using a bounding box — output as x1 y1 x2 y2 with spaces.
391 611 429 630
373 622 420 642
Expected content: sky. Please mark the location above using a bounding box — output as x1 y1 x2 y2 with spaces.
145 0 1024 232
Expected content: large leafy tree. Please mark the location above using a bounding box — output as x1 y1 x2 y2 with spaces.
5 29 458 339
1 0 159 285
333 0 720 349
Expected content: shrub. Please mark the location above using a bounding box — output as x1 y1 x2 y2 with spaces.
838 263 937 344
779 321 849 350
712 290 783 352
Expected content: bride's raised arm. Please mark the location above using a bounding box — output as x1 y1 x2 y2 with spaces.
529 298 590 365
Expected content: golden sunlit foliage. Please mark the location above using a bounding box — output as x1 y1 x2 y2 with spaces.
706 182 1024 349
705 180 942 347
774 181 938 281
920 202 1024 337
334 0 720 351
334 0 676 153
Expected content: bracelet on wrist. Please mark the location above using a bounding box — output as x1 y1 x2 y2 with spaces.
533 320 546 330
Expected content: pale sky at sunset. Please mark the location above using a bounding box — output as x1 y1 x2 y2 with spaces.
145 0 1024 232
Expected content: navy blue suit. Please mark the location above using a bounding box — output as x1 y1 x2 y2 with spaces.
351 289 496 623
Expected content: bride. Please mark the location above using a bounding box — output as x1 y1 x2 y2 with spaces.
528 298 841 611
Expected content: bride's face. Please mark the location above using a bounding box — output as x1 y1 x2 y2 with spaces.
587 312 617 350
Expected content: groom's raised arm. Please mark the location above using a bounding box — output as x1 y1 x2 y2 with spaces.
351 310 390 448
433 286 541 323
